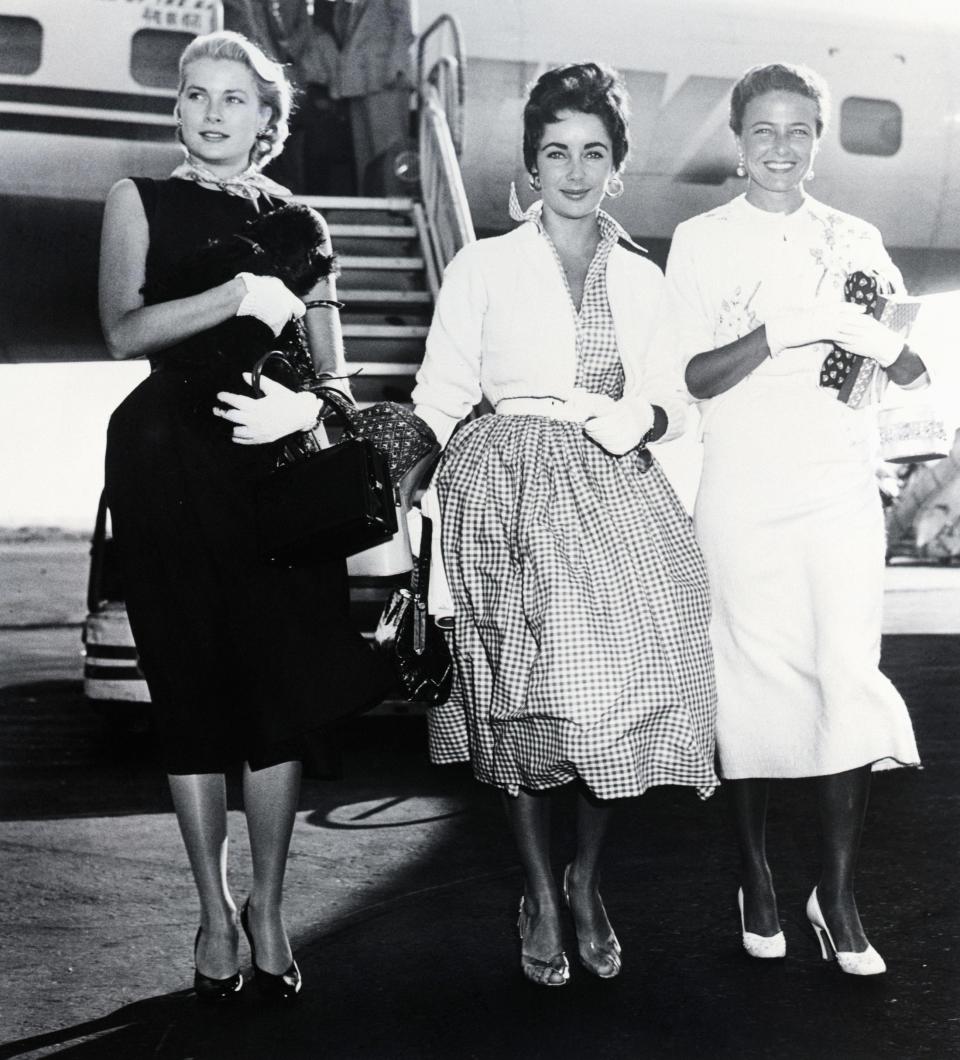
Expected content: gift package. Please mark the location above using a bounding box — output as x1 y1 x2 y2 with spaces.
819 270 922 410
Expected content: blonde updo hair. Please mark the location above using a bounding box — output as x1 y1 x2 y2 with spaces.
176 30 293 167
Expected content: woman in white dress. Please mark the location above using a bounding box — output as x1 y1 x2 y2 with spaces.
661 63 925 975
412 63 718 986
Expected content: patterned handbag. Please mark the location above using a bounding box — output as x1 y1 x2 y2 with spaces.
304 383 439 482
374 515 453 704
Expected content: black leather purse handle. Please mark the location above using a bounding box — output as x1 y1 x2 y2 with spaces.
411 515 432 600
250 351 358 430
250 350 297 399
411 515 433 654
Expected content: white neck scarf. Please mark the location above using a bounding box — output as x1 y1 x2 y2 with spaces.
170 157 292 202
508 181 544 224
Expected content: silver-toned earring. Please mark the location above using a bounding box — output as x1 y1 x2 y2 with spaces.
605 174 624 199
805 167 815 182
735 153 746 178
528 173 541 192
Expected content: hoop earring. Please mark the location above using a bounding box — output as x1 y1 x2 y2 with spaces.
735 153 746 178
528 173 541 192
605 174 624 199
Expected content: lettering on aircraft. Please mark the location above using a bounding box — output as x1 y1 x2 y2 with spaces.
138 1 210 33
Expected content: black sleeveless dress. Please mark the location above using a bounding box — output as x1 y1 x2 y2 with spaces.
105 178 391 774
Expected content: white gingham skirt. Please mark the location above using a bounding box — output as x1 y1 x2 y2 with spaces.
428 414 719 800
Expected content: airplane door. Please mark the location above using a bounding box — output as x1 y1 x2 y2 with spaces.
800 36 950 254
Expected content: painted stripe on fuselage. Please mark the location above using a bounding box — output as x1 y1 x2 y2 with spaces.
0 84 174 114
0 112 173 141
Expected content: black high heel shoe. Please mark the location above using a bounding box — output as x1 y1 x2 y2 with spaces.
240 899 302 1001
193 927 243 1004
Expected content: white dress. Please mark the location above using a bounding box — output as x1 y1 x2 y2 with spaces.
662 193 920 779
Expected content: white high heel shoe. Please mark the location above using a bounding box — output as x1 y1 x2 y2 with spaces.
806 888 886 976
737 888 786 958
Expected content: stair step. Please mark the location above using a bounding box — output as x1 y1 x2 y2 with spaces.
345 340 424 363
342 324 429 339
339 255 425 271
341 310 431 328
345 362 418 377
339 289 432 304
328 223 417 238
298 194 415 211
349 375 416 403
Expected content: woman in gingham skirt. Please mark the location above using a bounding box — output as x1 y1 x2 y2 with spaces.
411 63 718 987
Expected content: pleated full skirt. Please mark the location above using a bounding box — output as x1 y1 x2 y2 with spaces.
428 414 718 800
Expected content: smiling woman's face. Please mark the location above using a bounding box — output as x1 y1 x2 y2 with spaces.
737 90 820 212
177 57 270 175
535 110 615 222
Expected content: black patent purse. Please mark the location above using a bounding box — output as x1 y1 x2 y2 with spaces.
251 351 397 565
374 515 453 704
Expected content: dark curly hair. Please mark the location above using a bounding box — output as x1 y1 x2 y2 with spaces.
522 62 630 174
729 62 830 137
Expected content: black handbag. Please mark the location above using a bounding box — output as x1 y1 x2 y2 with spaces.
374 515 453 704
251 352 397 565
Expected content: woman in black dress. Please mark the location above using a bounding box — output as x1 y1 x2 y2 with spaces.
100 31 390 1002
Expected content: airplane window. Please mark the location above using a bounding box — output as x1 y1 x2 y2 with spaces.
0 16 42 75
840 97 902 157
130 29 194 90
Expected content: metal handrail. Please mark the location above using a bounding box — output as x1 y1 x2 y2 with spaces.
416 14 465 156
412 12 474 291
417 82 475 295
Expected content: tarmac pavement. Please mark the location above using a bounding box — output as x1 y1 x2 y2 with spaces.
0 541 958 1058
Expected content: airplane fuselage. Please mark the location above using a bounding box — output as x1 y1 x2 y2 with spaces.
3 0 960 361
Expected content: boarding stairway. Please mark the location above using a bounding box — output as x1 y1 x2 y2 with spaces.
294 193 433 677
301 17 473 709
297 194 433 408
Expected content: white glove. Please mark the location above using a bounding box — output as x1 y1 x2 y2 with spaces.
235 272 306 338
566 389 617 422
582 394 655 456
833 313 906 367
214 372 320 444
764 303 867 358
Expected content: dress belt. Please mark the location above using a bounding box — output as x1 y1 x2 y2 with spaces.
495 396 587 423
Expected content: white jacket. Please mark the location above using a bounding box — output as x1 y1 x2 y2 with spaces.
412 219 687 447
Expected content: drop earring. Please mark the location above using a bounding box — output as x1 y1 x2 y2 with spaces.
605 174 624 199
735 153 746 178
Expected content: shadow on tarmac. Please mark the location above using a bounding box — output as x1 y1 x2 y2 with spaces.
0 637 958 1059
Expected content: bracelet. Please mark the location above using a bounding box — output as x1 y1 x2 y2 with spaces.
643 405 667 445
305 299 345 311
